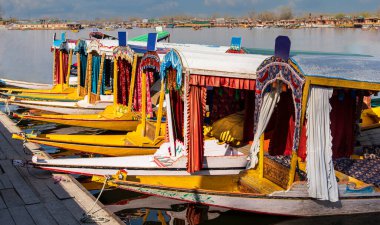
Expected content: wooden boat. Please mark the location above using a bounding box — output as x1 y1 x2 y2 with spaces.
8 95 113 114
14 43 157 131
22 48 263 157
0 78 53 90
6 33 133 113
0 33 78 98
27 37 380 217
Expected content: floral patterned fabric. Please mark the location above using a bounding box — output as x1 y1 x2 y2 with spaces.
255 56 305 152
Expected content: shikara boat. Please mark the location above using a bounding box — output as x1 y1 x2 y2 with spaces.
22 48 263 158
14 36 159 131
29 37 380 216
0 33 79 100
0 78 53 90
7 35 124 113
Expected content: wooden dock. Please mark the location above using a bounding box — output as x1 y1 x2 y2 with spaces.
0 112 124 225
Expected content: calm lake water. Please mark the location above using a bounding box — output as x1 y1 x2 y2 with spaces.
1 27 380 83
1 27 380 224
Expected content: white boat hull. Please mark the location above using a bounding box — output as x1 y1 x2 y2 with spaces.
0 78 53 89
116 182 380 217
9 95 112 114
31 140 247 176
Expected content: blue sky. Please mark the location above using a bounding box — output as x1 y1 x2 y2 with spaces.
0 0 379 20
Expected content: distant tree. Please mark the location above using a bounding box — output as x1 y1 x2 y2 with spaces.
247 10 256 20
128 16 142 22
278 6 293 20
335 13 346 20
360 12 372 18
211 13 220 19
0 4 3 20
257 11 276 21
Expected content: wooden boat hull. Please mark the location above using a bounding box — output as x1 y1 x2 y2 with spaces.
18 113 140 131
31 156 246 177
2 92 82 102
115 180 380 217
0 78 53 90
29 141 247 176
9 99 111 114
0 85 75 94
14 134 160 156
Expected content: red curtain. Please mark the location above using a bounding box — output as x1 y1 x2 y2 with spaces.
170 89 184 141
210 87 243 122
62 52 68 84
54 50 60 84
54 50 68 85
187 85 206 173
243 90 255 142
330 90 356 158
189 74 255 90
268 90 307 160
117 59 131 106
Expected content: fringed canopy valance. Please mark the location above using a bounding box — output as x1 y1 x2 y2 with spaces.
160 49 183 90
113 46 134 64
139 51 160 73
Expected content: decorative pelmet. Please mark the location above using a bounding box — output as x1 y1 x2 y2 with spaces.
160 49 183 90
254 56 305 151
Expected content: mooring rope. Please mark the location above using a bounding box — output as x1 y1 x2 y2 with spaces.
80 175 111 223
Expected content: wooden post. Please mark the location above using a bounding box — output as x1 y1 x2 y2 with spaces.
288 78 310 188
166 92 175 156
96 53 106 101
87 53 93 104
66 49 73 88
259 134 265 178
59 50 64 92
84 53 91 95
155 80 165 139
76 52 81 96
113 58 118 105
141 72 147 136
52 48 56 85
127 55 138 112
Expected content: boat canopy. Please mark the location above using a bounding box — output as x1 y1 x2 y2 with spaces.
293 54 380 84
161 48 268 79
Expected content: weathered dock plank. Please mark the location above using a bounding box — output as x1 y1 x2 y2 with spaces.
0 195 6 209
0 111 124 224
26 203 58 225
8 206 36 225
0 173 13 189
1 189 24 208
0 208 16 225
0 160 41 205
44 201 81 225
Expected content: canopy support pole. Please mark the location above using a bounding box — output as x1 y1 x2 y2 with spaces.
155 80 165 139
66 49 73 88
96 53 106 101
76 52 81 96
259 134 265 178
59 50 64 92
141 72 147 137
87 53 93 104
166 92 176 157
127 55 138 112
113 59 118 105
52 49 56 85
288 78 310 188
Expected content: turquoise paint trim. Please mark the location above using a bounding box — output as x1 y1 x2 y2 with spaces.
160 49 183 89
345 185 374 194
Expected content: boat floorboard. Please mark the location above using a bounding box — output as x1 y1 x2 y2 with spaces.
0 112 124 225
